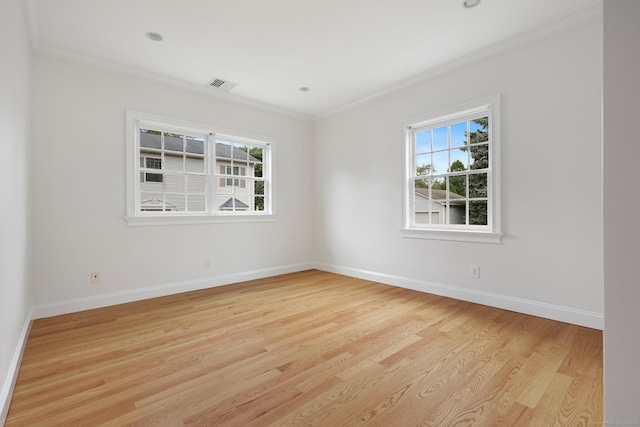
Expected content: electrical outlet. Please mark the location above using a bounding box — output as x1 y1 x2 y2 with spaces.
204 259 210 268
91 272 100 284
471 266 480 279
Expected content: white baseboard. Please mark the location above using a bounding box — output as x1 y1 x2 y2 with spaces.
312 262 604 330
5 260 600 424
1 310 33 425
31 260 604 329
32 262 315 319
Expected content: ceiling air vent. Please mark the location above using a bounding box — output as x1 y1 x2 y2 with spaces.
206 77 238 92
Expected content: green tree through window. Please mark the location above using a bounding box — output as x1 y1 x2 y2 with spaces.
463 118 489 225
240 146 265 211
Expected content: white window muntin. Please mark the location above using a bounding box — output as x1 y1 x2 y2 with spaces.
127 110 274 223
135 120 210 215
402 96 501 240
214 133 270 214
409 110 492 229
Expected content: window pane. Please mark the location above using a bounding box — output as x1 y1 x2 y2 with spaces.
236 163 249 177
218 196 233 211
425 177 441 191
432 150 448 175
140 129 161 149
187 195 206 212
254 180 264 196
450 122 467 148
448 174 467 197
449 202 466 224
145 172 163 183
414 178 429 189
469 200 488 225
234 197 250 210
254 196 265 211
185 136 204 155
416 130 430 154
187 175 205 192
225 166 240 186
185 156 204 173
450 148 469 170
469 173 488 198
165 155 184 172
140 192 165 211
469 144 489 170
165 194 186 212
233 144 249 161
146 158 161 169
431 179 446 201
414 210 436 224
250 146 264 164
414 189 436 225
164 174 185 192
433 126 448 151
416 154 431 176
470 117 489 143
216 141 233 161
164 133 185 153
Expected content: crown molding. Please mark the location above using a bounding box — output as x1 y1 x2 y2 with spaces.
32 45 314 122
23 0 312 123
314 3 602 121
23 0 600 123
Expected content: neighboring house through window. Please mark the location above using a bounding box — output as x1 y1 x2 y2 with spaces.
214 138 264 212
402 96 501 243
126 111 273 224
143 157 163 183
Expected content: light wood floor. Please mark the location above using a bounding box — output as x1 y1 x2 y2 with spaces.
6 270 603 426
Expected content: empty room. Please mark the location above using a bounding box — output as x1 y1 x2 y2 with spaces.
1 0 638 425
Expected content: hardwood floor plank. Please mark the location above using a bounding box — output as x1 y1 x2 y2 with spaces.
6 270 603 426
526 373 574 426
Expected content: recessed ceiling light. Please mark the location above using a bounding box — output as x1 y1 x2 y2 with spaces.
299 87 310 92
462 0 480 8
145 32 164 42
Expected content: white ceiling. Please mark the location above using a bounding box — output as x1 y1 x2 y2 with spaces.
25 0 601 119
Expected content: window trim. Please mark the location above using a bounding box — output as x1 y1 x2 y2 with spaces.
125 111 275 226
401 96 502 243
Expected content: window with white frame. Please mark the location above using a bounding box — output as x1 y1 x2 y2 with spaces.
127 111 272 224
402 97 501 243
142 156 163 183
214 137 266 212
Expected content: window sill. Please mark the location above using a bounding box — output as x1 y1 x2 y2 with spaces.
125 214 276 226
399 228 503 244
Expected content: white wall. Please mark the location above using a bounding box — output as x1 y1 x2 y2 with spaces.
603 0 640 421
0 0 33 420
30 53 313 309
313 20 603 326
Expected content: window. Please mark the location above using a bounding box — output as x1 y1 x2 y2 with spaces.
142 157 163 183
215 137 266 212
126 111 273 225
402 97 501 243
225 166 241 187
